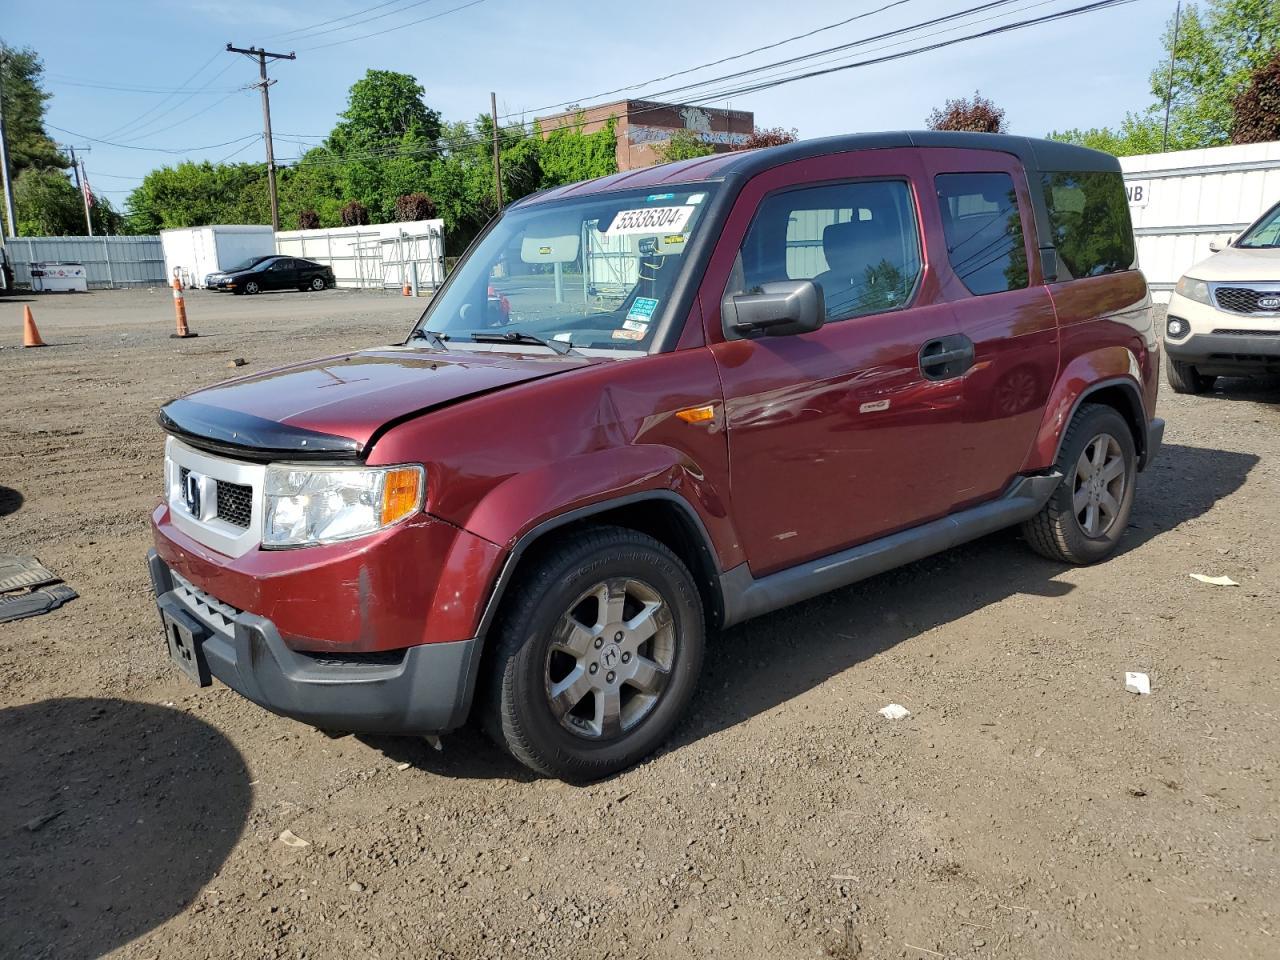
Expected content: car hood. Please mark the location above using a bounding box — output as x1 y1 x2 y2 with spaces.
159 346 603 459
1184 244 1280 282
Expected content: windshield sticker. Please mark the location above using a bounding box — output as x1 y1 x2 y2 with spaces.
605 205 694 236
622 318 649 333
687 193 706 205
626 296 659 323
612 328 645 341
646 193 675 202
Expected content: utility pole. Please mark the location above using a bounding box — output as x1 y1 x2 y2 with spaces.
1161 0 1182 153
227 43 296 231
490 91 503 211
0 52 18 238
68 146 93 236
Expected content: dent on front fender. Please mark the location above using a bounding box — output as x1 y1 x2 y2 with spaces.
459 443 734 556
1025 347 1145 472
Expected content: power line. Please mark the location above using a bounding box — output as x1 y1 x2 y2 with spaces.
514 0 919 118
283 0 446 43
269 0 419 39
282 0 1136 172
109 62 244 143
44 124 262 154
45 76 243 95
96 50 225 141
300 0 489 51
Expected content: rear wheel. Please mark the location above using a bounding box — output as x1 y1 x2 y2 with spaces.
1167 358 1215 394
1021 403 1136 565
484 526 704 782
309 276 326 291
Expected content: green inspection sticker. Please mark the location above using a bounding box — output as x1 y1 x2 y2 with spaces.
626 297 659 323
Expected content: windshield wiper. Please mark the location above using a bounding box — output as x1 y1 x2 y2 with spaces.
470 330 579 356
408 328 450 350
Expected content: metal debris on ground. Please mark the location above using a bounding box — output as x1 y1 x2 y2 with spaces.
0 554 78 624
1190 573 1239 586
878 703 912 720
1125 672 1152 695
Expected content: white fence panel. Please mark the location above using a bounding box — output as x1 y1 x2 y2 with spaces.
1121 141 1280 301
275 220 445 290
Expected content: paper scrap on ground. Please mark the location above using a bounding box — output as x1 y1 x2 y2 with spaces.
878 703 911 720
1124 671 1151 695
1190 573 1238 586
278 829 310 848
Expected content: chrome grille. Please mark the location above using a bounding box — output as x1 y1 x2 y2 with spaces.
216 482 253 528
1215 287 1280 315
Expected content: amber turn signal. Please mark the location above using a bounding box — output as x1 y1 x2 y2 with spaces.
380 467 424 524
675 404 716 424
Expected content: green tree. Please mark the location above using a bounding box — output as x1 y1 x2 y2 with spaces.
125 161 266 233
656 130 715 163
0 43 66 175
1050 0 1280 154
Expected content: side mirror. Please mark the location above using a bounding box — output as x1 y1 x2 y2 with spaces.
724 280 825 338
1208 236 1233 253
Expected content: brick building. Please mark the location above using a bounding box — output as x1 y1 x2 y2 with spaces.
536 100 755 171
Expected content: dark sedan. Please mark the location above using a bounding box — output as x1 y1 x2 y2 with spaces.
206 256 335 294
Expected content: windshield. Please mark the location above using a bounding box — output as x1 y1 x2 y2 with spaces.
227 256 272 272
1236 202 1280 248
415 184 719 352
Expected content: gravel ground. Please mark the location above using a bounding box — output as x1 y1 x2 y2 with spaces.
0 289 1277 960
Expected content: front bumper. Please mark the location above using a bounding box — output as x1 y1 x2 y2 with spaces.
149 550 479 734
1164 331 1280 373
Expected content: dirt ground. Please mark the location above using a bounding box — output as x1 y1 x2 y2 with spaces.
1 288 1277 960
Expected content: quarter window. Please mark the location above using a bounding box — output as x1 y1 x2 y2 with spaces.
935 173 1029 295
1040 171 1135 279
732 180 922 322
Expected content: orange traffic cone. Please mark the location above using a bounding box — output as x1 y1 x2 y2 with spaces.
22 305 46 348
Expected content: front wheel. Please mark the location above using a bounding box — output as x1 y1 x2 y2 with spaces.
242 280 260 295
1021 403 1137 565
484 526 705 781
1166 358 1215 394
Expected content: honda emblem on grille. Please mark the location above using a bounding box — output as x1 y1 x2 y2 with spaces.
1258 296 1280 311
182 471 217 521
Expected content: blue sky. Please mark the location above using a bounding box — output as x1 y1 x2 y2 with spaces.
2 0 1172 208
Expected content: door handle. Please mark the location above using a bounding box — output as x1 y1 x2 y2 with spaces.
919 335 975 380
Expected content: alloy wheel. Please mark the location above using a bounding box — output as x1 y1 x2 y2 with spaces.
311 277 324 290
544 577 675 740
245 281 259 294
1073 433 1126 538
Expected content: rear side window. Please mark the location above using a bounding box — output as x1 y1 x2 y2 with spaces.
1040 171 1135 279
935 173 1029 295
734 180 922 322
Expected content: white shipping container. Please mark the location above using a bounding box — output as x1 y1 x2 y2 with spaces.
160 225 276 288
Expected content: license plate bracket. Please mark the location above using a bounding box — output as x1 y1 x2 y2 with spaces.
163 608 212 687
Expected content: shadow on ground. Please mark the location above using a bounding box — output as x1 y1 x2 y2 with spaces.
372 442 1256 780
0 698 252 959
0 485 21 517
1196 375 1280 404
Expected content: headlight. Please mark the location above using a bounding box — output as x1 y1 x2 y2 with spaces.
263 464 424 547
1175 275 1212 305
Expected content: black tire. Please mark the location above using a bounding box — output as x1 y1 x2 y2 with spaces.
309 276 326 291
242 280 260 295
483 526 705 782
1021 403 1137 565
1166 358 1214 394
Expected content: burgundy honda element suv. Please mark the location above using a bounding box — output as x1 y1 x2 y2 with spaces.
149 132 1163 780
